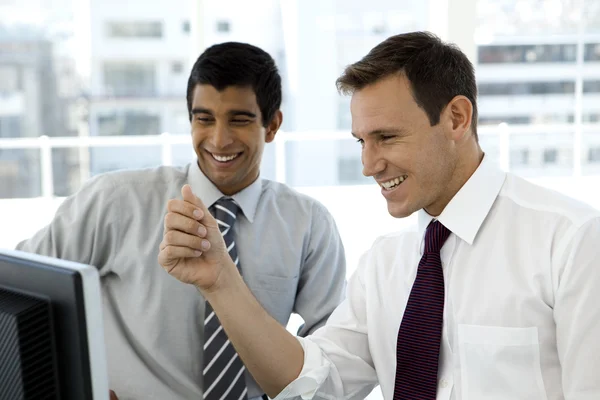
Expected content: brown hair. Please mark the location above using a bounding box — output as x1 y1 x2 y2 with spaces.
336 31 478 140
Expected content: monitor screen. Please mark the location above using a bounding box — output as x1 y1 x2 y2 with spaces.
0 249 109 400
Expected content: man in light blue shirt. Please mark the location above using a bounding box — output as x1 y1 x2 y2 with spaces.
18 42 347 400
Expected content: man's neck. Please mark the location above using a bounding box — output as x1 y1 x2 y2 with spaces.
425 145 484 217
216 174 259 196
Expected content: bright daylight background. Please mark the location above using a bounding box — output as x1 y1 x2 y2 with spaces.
2 0 600 398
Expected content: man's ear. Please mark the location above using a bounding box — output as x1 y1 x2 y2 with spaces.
442 95 473 141
265 110 283 143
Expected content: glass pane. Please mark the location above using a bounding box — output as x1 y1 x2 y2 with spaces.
582 79 600 126
479 132 501 168
478 82 576 128
584 43 600 62
0 115 23 138
479 113 574 125
171 144 196 167
477 0 584 37
284 139 369 187
97 111 161 136
106 21 163 38
260 142 277 181
52 148 82 197
89 146 161 176
509 132 574 177
581 0 600 136
478 44 577 64
0 148 41 198
582 132 600 175
479 81 575 96
102 63 157 97
584 0 600 34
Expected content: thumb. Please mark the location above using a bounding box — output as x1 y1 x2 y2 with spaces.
181 184 218 229
181 184 203 207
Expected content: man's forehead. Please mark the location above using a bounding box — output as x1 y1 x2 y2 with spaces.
351 75 412 102
192 85 259 108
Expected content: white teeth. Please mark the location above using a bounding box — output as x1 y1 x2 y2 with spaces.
212 153 239 162
381 176 407 190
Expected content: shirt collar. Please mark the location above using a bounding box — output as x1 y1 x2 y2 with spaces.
187 161 263 223
417 155 506 245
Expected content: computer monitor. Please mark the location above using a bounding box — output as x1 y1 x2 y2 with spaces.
0 249 109 400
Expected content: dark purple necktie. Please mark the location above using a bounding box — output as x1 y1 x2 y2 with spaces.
394 219 451 400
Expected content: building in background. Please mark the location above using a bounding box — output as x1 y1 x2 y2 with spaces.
179 0 286 180
0 0 85 198
86 0 429 185
276 0 430 187
86 0 193 175
2 0 600 199
280 0 600 186
475 0 600 177
0 28 59 198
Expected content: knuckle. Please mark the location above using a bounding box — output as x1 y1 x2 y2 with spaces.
164 230 177 244
165 246 175 258
193 236 204 249
167 199 178 212
164 212 175 228
187 218 198 232
185 202 195 216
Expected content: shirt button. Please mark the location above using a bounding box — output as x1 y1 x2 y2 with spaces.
439 379 450 388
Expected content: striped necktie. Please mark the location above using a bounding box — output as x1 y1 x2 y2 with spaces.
203 197 248 400
394 219 451 399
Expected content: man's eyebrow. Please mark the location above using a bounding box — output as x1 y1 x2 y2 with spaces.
351 128 405 138
191 107 213 115
229 110 257 118
190 108 257 119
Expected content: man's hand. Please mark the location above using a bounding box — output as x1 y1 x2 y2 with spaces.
158 184 235 291
109 390 118 400
158 186 305 397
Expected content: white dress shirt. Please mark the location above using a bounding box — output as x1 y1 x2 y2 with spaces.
275 155 600 400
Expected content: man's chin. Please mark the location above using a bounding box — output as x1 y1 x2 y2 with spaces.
203 169 234 188
387 202 414 219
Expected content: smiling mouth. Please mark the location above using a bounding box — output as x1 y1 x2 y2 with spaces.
379 175 408 191
207 152 242 163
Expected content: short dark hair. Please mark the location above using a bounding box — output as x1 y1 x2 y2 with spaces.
336 31 478 140
186 42 282 127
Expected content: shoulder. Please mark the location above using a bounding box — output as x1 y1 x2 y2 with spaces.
78 165 189 199
98 164 188 190
369 225 420 253
260 179 335 220
499 173 600 229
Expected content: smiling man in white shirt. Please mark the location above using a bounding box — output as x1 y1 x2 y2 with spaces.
158 31 600 400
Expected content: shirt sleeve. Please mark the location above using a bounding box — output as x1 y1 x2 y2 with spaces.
15 174 121 274
294 203 347 336
553 216 600 399
275 251 379 400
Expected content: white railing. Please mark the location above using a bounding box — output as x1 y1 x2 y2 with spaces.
0 124 596 199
